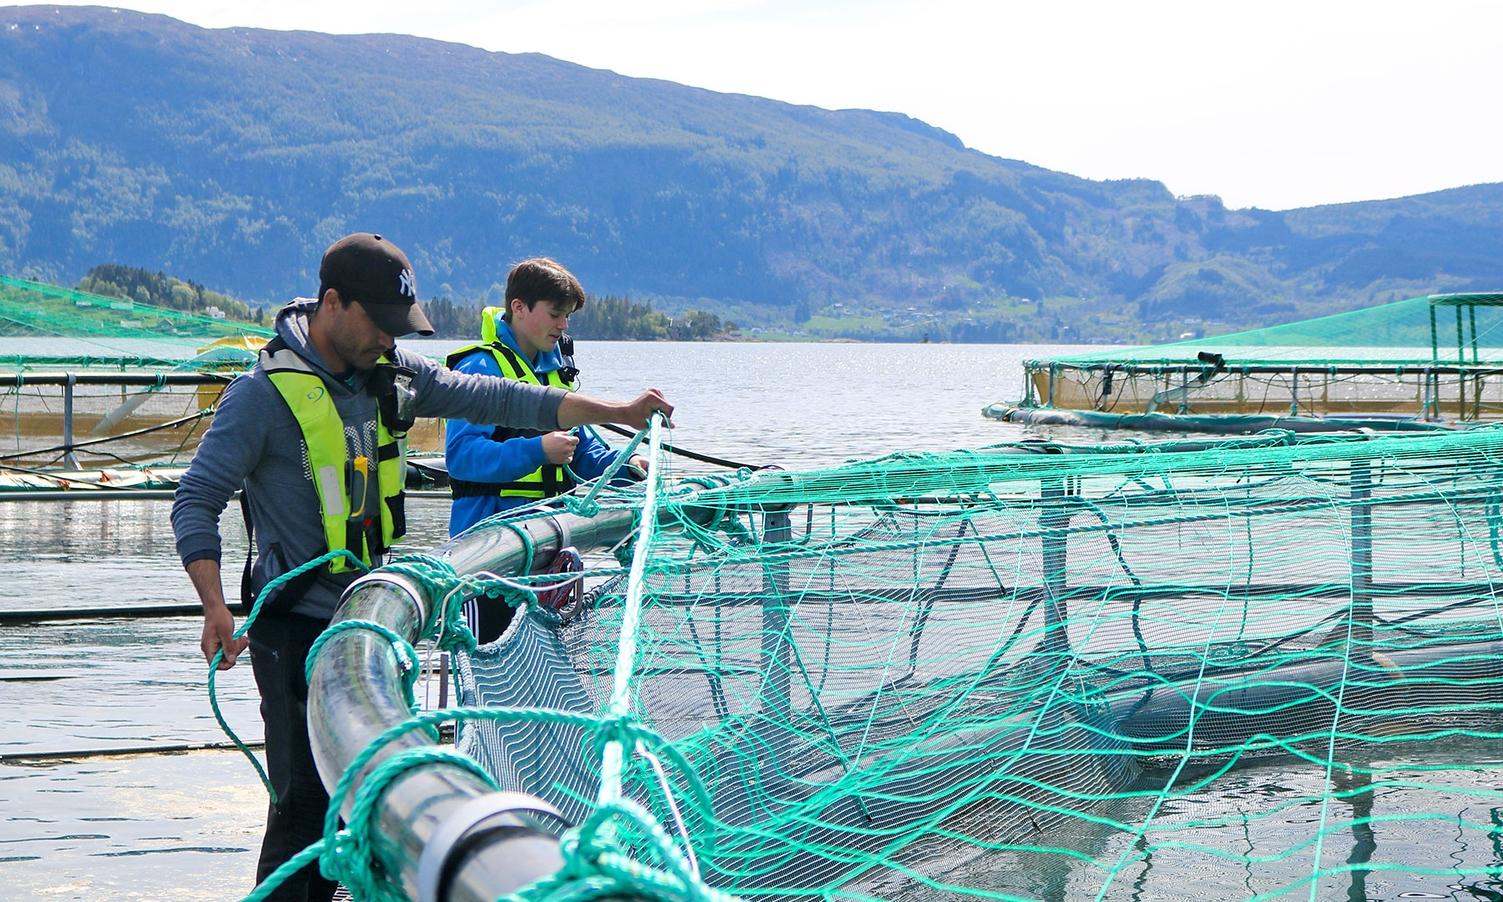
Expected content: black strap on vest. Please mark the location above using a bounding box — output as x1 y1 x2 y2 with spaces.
448 343 574 500
449 470 574 498
238 492 255 612
387 491 407 544
491 343 526 376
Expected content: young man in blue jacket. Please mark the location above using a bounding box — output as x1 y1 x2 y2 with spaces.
444 258 644 639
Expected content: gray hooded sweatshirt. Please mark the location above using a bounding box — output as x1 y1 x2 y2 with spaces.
170 298 567 620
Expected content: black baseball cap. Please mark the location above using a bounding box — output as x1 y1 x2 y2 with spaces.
318 232 434 336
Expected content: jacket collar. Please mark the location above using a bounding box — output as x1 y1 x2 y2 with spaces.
491 319 566 375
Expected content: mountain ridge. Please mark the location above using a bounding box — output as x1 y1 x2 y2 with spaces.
2 4 1499 341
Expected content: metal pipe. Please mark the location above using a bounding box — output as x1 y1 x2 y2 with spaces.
1040 476 1071 658
1429 303 1439 365
0 603 202 623
307 492 723 900
1470 304 1480 365
0 488 182 502
62 374 79 470
1456 304 1466 367
758 507 794 799
1045 362 1503 378
1349 459 1373 651
0 488 448 504
1457 305 1467 418
308 572 571 901
0 372 232 387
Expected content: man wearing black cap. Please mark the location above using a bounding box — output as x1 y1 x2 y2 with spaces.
170 232 672 901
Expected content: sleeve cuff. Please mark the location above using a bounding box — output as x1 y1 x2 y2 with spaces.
180 548 222 567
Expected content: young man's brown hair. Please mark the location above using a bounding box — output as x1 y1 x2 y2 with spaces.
502 257 585 320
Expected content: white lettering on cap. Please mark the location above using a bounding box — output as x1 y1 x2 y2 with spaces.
398 268 416 299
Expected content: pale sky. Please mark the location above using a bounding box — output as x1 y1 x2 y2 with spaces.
27 0 1503 210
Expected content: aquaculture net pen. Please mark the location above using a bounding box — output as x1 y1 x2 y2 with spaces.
1015 293 1503 425
441 427 1503 900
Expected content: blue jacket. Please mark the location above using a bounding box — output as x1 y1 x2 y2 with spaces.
445 321 620 536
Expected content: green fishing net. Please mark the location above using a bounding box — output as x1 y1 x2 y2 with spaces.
445 427 1503 900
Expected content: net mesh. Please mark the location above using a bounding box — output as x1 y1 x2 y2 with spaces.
450 428 1503 900
0 273 272 347
1015 293 1503 422
0 274 272 467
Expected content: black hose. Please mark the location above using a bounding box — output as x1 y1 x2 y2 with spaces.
595 422 767 470
0 408 213 462
0 603 203 623
1 739 264 763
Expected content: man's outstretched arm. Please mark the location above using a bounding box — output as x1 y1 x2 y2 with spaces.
407 353 673 433
557 388 673 431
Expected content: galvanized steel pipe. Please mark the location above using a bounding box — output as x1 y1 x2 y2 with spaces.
306 503 657 900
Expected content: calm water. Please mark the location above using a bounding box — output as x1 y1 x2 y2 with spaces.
3 340 1500 900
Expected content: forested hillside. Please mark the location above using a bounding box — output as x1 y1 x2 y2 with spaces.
2 5 1500 342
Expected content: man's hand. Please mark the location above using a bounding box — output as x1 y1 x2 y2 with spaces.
556 388 675 431
618 389 673 430
186 557 246 670
628 454 650 472
202 602 248 670
541 431 580 465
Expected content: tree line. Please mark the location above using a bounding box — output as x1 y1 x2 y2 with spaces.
78 264 261 324
425 294 737 341
77 265 739 342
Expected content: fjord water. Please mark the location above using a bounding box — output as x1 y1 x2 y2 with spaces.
0 339 1058 899
2 339 1500 900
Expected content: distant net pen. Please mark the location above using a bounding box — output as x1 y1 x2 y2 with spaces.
0 274 452 472
988 291 1503 434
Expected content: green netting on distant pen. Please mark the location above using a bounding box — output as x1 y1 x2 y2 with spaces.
449 427 1503 901
1053 293 1503 367
0 274 273 467
0 273 272 353
1013 293 1503 423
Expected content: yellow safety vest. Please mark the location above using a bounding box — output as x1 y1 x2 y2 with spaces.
261 340 407 573
445 308 577 500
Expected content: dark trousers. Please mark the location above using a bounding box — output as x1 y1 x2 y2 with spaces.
248 612 338 902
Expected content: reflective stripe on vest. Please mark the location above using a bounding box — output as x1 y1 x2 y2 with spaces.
260 342 406 572
444 337 576 501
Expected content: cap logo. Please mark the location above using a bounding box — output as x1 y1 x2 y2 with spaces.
398 268 416 300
